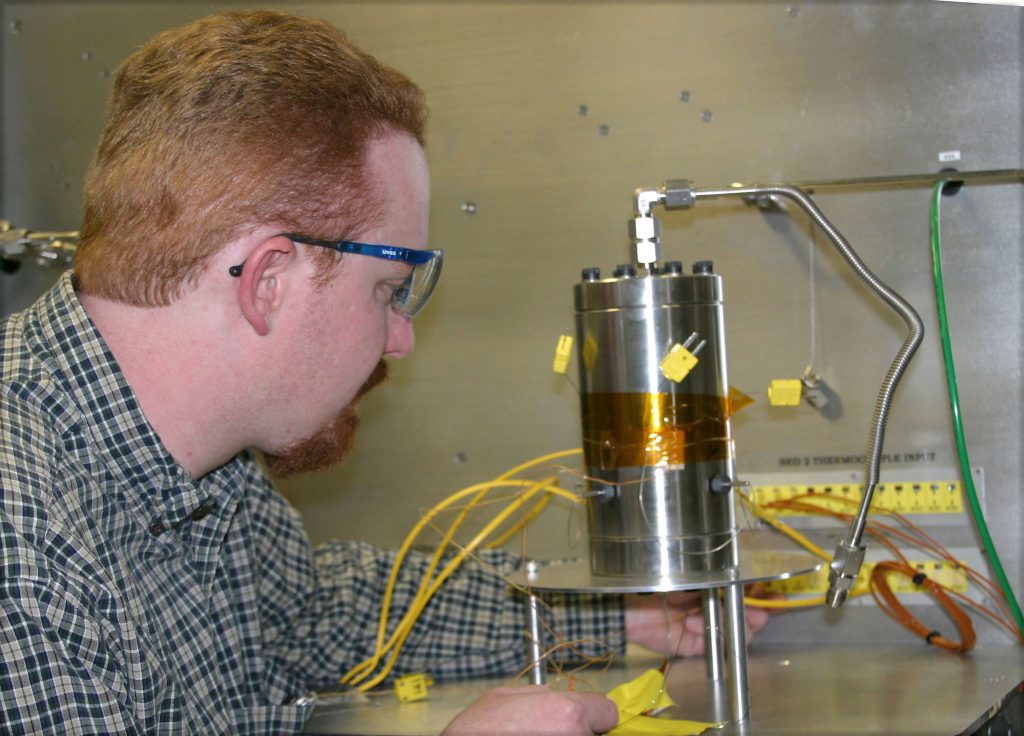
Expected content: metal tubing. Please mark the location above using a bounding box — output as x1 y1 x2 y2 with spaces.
686 183 925 606
789 168 1023 193
692 183 923 506
703 588 725 681
527 592 546 685
723 582 750 723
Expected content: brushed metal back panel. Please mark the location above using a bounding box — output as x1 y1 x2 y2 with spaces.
3 1 1021 645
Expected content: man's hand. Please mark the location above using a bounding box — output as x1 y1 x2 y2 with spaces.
442 685 619 735
624 590 772 656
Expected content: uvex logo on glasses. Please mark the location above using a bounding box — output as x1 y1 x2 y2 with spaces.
228 234 444 319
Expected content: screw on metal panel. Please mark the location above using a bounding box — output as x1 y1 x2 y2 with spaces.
460 202 477 215
788 5 800 17
9 18 22 34
453 451 469 464
82 51 93 62
679 90 691 102
701 110 714 123
577 104 589 116
597 124 610 136
101 68 111 79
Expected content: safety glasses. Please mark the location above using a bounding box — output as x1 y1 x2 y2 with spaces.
229 234 443 319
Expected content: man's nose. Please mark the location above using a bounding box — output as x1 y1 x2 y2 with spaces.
384 310 415 358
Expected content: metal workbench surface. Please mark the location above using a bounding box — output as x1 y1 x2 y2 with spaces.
303 644 1022 735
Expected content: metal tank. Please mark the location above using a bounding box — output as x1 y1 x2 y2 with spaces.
516 239 821 726
574 260 739 580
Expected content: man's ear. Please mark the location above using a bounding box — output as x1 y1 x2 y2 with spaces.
236 235 297 336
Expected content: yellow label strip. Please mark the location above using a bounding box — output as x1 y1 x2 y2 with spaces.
751 480 963 515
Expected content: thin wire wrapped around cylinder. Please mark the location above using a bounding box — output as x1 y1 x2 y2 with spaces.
575 268 739 578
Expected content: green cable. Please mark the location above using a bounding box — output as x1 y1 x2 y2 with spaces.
929 182 1024 639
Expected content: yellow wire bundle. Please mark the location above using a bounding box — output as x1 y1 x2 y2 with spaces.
341 450 583 691
348 446 1007 691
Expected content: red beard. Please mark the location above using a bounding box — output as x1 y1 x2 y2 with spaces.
263 359 389 478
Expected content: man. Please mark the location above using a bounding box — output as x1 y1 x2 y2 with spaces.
0 11 765 734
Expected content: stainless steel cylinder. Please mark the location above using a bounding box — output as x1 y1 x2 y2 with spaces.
574 264 739 579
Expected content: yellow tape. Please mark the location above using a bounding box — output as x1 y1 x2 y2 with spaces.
607 669 717 735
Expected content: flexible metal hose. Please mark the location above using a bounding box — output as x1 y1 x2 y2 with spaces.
684 184 925 596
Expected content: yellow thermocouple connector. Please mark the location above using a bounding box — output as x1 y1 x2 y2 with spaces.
394 673 434 703
767 379 803 406
552 335 574 374
660 343 699 382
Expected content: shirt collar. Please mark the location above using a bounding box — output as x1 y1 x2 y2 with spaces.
32 272 242 527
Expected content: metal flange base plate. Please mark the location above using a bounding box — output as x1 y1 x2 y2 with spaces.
508 528 823 594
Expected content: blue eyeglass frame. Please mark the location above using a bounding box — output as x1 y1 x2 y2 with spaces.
228 233 438 276
227 233 443 318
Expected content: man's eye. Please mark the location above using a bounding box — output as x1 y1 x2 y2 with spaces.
381 272 413 304
380 281 405 301
391 283 409 304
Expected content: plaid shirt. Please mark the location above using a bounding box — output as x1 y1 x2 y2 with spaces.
0 273 624 735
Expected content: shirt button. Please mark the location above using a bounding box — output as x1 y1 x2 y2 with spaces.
148 521 167 536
